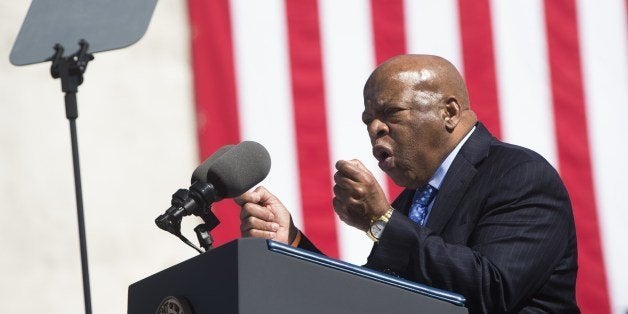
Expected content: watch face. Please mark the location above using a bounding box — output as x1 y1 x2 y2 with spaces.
370 220 386 238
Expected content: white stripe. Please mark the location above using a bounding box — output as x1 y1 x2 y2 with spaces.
230 0 303 227
576 0 628 312
490 0 558 166
318 0 380 264
404 0 464 73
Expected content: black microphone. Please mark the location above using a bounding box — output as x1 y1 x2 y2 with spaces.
156 141 271 232
193 140 272 199
191 144 235 186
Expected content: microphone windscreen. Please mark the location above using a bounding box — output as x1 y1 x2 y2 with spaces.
205 141 271 198
191 144 235 184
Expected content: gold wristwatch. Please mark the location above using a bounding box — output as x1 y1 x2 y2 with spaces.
366 207 395 242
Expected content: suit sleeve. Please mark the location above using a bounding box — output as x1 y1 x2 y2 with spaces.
295 231 323 254
365 160 574 313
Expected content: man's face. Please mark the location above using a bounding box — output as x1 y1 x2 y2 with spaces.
362 70 448 189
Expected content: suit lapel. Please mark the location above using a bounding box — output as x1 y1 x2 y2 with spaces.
426 123 493 234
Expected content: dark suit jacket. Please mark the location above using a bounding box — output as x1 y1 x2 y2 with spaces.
299 123 579 313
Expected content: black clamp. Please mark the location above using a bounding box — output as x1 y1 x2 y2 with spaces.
50 40 94 120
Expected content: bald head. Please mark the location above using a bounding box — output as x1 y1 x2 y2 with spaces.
365 54 470 110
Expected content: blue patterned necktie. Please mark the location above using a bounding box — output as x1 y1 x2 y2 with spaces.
408 184 438 226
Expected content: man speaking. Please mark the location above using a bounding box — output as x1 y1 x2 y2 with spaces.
236 54 579 313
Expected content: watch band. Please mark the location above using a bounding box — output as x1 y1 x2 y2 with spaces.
366 206 395 242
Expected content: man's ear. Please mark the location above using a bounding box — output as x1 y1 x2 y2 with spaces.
443 97 461 132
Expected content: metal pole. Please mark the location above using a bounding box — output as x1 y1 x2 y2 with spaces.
66 90 92 314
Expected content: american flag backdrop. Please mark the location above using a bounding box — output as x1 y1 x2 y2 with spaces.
186 0 628 313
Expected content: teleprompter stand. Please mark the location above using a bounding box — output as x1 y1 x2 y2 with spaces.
10 1 158 313
51 39 95 314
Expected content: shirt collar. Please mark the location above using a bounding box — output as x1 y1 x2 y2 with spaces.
428 126 476 190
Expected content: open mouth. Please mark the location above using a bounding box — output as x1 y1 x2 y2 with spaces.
373 145 393 169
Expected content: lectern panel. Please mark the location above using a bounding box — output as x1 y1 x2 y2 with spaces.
128 239 468 313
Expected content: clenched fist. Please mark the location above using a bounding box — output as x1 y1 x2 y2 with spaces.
332 159 390 231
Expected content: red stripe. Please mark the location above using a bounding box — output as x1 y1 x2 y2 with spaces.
284 0 339 257
370 0 406 201
543 0 611 312
457 0 502 138
371 0 406 65
187 0 241 245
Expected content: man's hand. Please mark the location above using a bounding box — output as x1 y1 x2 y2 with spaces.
333 159 390 231
235 186 297 245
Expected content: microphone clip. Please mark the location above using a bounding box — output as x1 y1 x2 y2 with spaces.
155 182 221 253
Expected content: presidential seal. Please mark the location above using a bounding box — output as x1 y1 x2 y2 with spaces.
156 296 193 314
